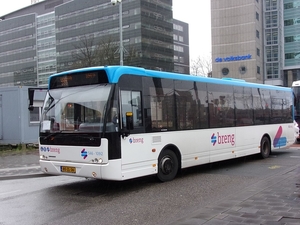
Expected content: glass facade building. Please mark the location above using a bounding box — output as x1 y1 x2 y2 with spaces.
264 0 284 85
55 0 173 72
36 12 57 86
0 14 37 86
0 0 190 87
284 0 300 85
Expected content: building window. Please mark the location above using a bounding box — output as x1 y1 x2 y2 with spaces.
174 66 184 73
173 24 183 31
179 56 184 63
285 52 300 59
257 66 260 74
284 2 293 9
266 63 279 79
266 28 278 45
222 68 229 76
266 45 278 62
30 107 42 124
239 66 247 74
285 36 294 43
256 30 260 38
284 19 294 26
265 0 278 10
272 14 278 26
174 45 184 52
256 12 259 21
257 48 260 56
265 11 278 28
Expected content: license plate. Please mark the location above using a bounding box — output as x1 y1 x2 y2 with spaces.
61 166 76 173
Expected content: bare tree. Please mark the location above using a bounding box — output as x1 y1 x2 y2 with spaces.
124 45 140 65
71 35 138 69
96 36 119 65
71 35 100 68
191 55 212 77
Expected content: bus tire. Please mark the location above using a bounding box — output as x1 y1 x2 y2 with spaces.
157 149 178 182
260 136 271 159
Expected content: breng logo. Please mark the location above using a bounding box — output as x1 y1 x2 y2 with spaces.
211 133 217 146
211 132 235 146
273 126 286 147
81 148 88 159
129 137 144 144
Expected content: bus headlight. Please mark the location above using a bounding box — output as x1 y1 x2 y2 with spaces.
40 155 48 160
90 158 103 164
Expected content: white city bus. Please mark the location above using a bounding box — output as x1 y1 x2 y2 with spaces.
39 66 295 181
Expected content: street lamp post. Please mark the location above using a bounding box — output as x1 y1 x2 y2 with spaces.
111 0 123 66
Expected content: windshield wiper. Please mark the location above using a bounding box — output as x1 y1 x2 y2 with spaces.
43 131 62 140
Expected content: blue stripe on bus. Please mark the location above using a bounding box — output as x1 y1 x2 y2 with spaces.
48 66 292 93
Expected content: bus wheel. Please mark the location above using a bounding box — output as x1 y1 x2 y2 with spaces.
260 136 271 159
157 149 178 182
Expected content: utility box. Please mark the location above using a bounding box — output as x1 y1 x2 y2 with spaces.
0 86 46 145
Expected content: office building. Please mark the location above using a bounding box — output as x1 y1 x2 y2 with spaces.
211 0 266 84
0 0 72 87
284 0 300 86
211 0 300 86
0 0 190 87
173 19 189 74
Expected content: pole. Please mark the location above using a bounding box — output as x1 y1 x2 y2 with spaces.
119 1 123 66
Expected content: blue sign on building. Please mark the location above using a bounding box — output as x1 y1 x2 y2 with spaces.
215 54 252 63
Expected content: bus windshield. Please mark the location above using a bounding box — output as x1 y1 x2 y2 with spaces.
41 84 112 133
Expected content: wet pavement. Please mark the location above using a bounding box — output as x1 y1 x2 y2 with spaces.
0 149 41 179
171 164 300 225
0 147 300 224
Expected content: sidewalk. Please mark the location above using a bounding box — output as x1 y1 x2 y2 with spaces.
170 164 300 225
0 149 42 179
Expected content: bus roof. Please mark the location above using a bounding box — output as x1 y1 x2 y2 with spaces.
49 66 291 91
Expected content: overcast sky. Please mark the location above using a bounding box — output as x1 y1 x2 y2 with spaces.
0 0 211 62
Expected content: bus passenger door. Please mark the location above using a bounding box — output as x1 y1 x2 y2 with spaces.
120 90 142 130
119 90 154 173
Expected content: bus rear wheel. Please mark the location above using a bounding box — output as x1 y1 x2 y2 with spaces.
260 136 271 159
157 149 178 182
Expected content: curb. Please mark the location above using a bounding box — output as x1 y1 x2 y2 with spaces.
0 173 50 181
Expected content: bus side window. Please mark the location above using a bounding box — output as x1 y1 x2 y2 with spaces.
121 90 142 129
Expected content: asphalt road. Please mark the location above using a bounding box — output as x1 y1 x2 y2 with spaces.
0 146 299 225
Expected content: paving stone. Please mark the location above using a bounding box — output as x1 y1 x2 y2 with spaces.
204 218 229 225
170 217 207 225
260 215 283 221
238 207 258 214
222 215 245 223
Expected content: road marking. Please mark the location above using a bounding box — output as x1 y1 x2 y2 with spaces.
268 165 281 169
290 156 300 158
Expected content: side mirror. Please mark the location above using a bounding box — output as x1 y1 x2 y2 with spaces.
28 105 34 111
